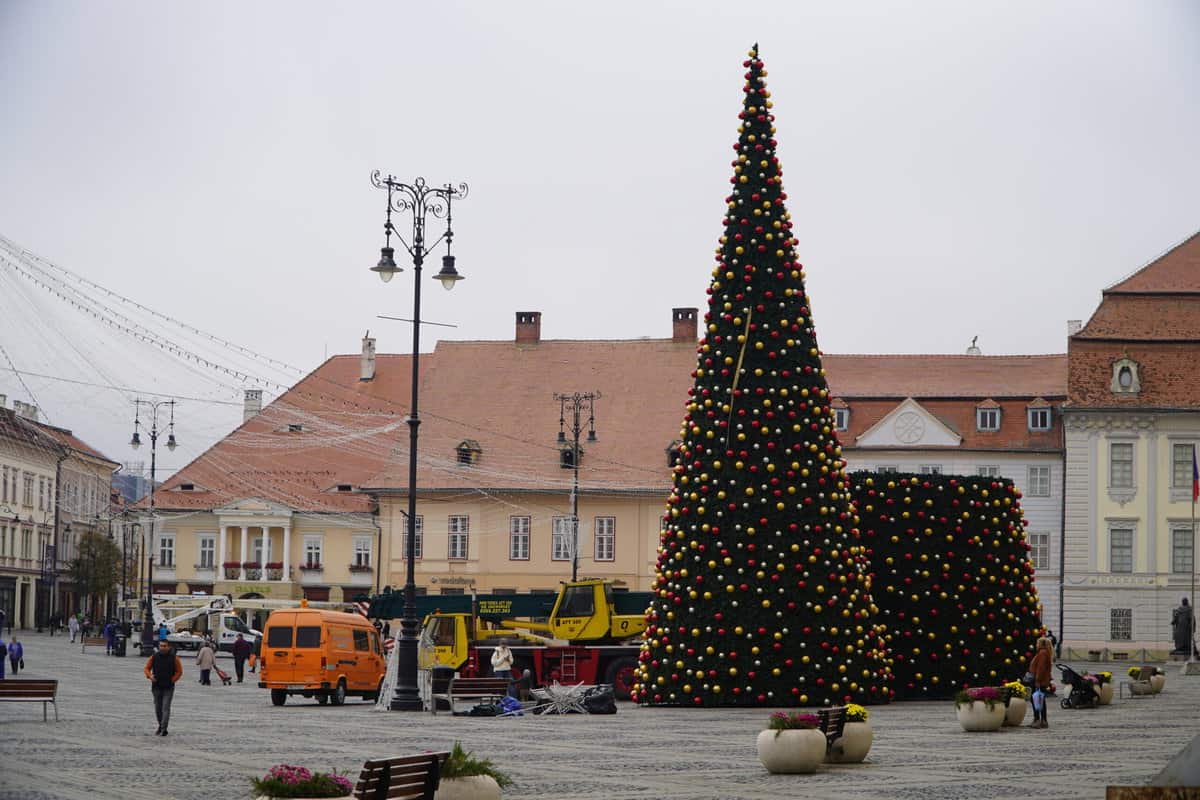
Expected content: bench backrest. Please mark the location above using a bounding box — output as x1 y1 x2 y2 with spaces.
448 678 509 694
817 706 847 741
0 679 58 698
82 636 107 644
354 752 448 800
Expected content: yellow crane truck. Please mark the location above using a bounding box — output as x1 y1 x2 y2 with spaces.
367 579 650 700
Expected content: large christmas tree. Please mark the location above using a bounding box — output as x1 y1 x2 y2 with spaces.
635 46 893 708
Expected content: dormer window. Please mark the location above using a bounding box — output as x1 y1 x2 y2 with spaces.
976 403 1001 432
336 484 353 493
455 439 481 466
288 424 304 433
833 408 849 431
1111 358 1141 395
1028 407 1051 431
180 483 195 492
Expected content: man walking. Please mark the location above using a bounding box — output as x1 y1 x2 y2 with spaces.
68 614 80 643
143 640 183 736
231 633 252 683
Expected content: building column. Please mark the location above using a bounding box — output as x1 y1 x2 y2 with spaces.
239 525 248 580
263 526 273 579
218 525 227 574
282 525 291 581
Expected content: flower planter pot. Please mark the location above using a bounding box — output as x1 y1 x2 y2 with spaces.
1150 674 1165 694
1096 683 1114 705
826 721 873 763
756 728 826 774
955 700 1005 731
256 797 350 800
1003 697 1027 726
434 775 502 800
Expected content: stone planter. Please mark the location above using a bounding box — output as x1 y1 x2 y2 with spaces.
1003 696 1028 726
434 775 502 800
826 720 873 763
1150 674 1165 694
756 728 826 774
955 700 1005 731
1096 683 1114 705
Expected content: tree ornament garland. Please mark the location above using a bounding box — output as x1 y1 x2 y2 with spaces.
850 471 1044 699
635 45 894 708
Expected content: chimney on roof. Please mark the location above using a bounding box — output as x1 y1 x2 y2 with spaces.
360 332 377 381
672 308 698 343
516 312 541 344
1067 320 1083 337
12 400 38 421
0 394 6 410
243 389 263 423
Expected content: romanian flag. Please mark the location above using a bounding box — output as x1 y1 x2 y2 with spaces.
1193 446 1199 503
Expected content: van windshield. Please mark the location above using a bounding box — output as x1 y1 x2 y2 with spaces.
296 626 321 648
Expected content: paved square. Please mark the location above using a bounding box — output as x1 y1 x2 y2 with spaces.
0 632 1197 799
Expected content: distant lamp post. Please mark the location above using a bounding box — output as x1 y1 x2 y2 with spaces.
555 393 599 581
130 398 177 654
370 171 468 711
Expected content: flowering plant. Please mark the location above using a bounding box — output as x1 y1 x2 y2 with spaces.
1128 666 1158 679
251 764 353 798
222 561 241 568
265 561 284 570
954 686 1002 710
1003 680 1029 699
242 561 262 569
767 711 820 737
844 703 869 722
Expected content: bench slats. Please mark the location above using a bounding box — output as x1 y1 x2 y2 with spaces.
0 679 59 721
431 677 509 715
353 753 447 800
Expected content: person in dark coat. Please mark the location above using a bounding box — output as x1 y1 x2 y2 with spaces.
7 636 23 675
231 633 253 683
143 640 183 735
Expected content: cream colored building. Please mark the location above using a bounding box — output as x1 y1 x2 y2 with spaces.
1063 232 1200 659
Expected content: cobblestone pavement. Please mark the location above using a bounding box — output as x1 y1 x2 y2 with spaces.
1 631 1197 799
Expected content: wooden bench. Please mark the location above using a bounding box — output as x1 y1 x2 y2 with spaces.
80 635 108 654
816 706 848 754
0 679 59 721
432 676 510 715
352 751 448 800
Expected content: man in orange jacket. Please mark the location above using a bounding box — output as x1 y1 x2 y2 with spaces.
143 639 183 736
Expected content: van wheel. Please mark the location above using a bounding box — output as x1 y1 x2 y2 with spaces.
270 689 287 706
316 693 329 705
330 680 346 706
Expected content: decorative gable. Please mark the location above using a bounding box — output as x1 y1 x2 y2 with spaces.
855 398 962 448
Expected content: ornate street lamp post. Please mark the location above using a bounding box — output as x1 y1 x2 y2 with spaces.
130 398 177 654
554 392 599 581
370 171 467 711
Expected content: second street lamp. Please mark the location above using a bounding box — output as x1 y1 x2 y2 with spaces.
370 171 467 711
130 398 177 654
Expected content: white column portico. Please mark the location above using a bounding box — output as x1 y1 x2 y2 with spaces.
218 526 227 573
239 525 248 580
282 525 291 580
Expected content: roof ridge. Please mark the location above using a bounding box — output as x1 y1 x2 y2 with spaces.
1104 229 1200 294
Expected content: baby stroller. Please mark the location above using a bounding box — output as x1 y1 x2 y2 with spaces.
1056 663 1099 708
214 665 232 686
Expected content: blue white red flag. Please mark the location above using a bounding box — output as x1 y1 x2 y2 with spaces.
1192 446 1198 503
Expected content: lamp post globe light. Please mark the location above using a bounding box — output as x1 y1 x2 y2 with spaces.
370 171 467 711
130 398 177 654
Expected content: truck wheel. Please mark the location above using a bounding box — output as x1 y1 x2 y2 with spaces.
330 680 346 706
316 693 329 705
270 689 287 707
604 657 638 701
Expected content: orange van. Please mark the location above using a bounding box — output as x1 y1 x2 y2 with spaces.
259 607 385 706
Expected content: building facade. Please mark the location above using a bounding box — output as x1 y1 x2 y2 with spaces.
1063 231 1200 659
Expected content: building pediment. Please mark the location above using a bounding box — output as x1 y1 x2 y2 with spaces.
213 497 295 517
856 398 962 448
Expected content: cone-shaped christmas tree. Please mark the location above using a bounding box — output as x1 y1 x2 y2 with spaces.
850 471 1044 699
635 46 893 708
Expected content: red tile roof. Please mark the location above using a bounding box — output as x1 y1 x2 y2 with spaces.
31 421 119 467
821 354 1068 399
1104 231 1200 294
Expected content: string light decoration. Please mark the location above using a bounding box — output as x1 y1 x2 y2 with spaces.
635 46 893 708
850 471 1044 699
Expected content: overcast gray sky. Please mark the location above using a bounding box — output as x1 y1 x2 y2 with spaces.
1 1 1198 475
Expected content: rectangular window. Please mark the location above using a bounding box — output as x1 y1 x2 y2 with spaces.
1028 532 1050 570
1110 442 1134 488
1110 608 1132 641
833 408 849 431
1 466 7 503
23 473 33 507
303 536 322 568
38 477 44 511
918 465 942 475
353 536 372 568
198 536 215 569
266 626 293 648
509 516 530 561
1027 465 1051 497
977 466 1000 478
1027 407 1051 431
253 536 266 565
159 534 175 568
1171 526 1194 575
1172 444 1195 488
1109 528 1133 573
296 626 321 648
551 516 573 561
352 629 370 651
976 408 1000 431
402 515 423 560
877 465 899 474
595 517 616 562
448 515 469 560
